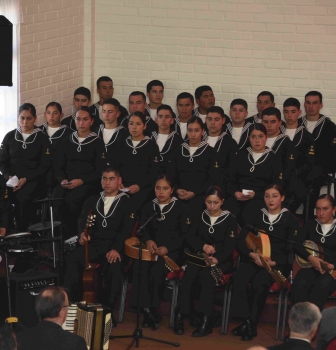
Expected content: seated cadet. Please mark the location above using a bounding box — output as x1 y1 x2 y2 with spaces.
174 116 220 219
0 174 10 236
261 107 296 202
152 104 182 176
293 194 336 311
175 92 195 140
0 103 51 231
41 102 73 191
90 76 128 122
224 124 283 227
61 87 102 131
95 98 128 157
63 167 135 324
246 91 276 125
194 85 216 123
283 98 315 212
53 106 105 238
119 91 157 136
205 106 238 194
174 186 237 337
226 98 253 150
109 112 160 217
146 80 164 121
299 91 336 219
231 184 299 341
130 175 190 330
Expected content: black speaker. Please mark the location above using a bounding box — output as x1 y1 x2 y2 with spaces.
0 15 13 86
0 270 59 328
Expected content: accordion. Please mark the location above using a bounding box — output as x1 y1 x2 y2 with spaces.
62 302 112 350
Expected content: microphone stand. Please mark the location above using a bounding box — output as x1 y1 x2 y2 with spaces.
110 210 179 349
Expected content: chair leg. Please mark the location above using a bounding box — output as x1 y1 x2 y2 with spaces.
275 288 285 340
281 289 289 341
118 276 128 323
224 284 232 335
221 284 229 334
169 279 179 328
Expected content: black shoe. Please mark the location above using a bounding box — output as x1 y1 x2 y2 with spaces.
231 322 246 336
189 312 201 328
173 313 184 335
151 308 163 324
112 312 117 328
142 308 159 330
241 319 257 341
191 315 212 337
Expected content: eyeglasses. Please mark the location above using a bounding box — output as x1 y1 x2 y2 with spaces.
62 304 70 309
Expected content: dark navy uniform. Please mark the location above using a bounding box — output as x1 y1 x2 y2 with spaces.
95 124 128 155
225 121 252 150
0 174 10 231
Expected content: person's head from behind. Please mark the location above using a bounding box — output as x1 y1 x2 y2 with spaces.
156 104 174 133
146 80 164 107
18 103 37 134
230 99 248 127
96 76 114 101
195 85 215 113
73 87 91 110
256 91 275 117
288 302 321 341
283 98 301 128
187 116 204 147
101 167 122 196
206 106 226 136
129 91 147 114
44 102 63 127
176 92 195 121
249 123 267 153
35 286 69 324
0 324 17 350
102 98 121 126
261 107 282 138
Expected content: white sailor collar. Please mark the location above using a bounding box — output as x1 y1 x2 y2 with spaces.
71 131 99 152
15 127 43 149
98 124 125 148
315 218 336 244
301 115 327 141
126 136 150 154
181 140 208 162
269 133 289 154
205 131 229 152
261 208 288 232
41 123 68 143
202 210 231 233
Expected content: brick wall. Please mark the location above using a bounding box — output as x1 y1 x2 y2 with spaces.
20 0 84 125
90 0 336 121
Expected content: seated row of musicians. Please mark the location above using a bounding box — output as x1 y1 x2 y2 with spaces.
62 163 336 340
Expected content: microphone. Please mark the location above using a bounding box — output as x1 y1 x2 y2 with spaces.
136 208 160 236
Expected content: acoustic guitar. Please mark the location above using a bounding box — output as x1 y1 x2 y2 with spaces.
124 236 180 273
295 240 336 279
246 231 286 287
184 248 225 285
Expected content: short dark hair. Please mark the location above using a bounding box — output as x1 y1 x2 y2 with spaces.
102 166 121 177
317 194 336 207
157 104 174 117
97 76 113 89
205 186 224 200
265 184 284 197
19 103 37 117
283 98 300 110
230 98 248 110
305 91 323 103
74 87 91 100
146 80 164 93
156 174 174 188
289 302 321 336
103 98 120 111
195 85 213 100
35 286 68 320
76 106 93 119
187 116 204 130
261 107 281 121
0 325 17 350
176 92 194 104
46 102 62 114
207 106 225 119
129 111 146 125
257 91 275 103
249 123 267 136
129 91 146 102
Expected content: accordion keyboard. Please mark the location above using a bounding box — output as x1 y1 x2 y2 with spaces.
62 304 78 333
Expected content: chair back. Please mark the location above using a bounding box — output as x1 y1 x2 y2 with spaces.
327 336 336 350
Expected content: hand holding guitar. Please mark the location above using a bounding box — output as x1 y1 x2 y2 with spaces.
79 231 90 245
206 256 218 266
106 249 121 263
308 255 327 274
155 246 168 257
146 240 158 254
203 244 216 255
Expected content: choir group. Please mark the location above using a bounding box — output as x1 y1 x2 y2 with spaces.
1 76 336 341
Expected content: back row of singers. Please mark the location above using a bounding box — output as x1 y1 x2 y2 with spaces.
62 165 336 341
0 89 335 234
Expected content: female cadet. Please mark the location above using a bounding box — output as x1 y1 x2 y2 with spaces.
231 184 299 341
0 103 51 231
53 106 105 239
174 186 237 337
108 111 160 218
41 102 72 191
174 116 220 219
224 123 283 227
130 175 190 329
292 194 336 310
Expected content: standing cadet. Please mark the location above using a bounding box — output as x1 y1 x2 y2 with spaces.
194 86 216 123
0 103 51 231
246 91 276 125
53 106 105 239
63 167 135 325
175 92 196 140
146 80 164 121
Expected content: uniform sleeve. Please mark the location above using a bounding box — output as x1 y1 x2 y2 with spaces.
184 218 205 252
81 139 106 184
297 136 315 181
282 140 297 196
54 140 67 182
110 199 136 252
236 225 251 257
226 152 239 197
25 133 51 181
0 133 12 180
77 197 95 235
137 143 160 190
215 216 238 264
270 153 284 189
